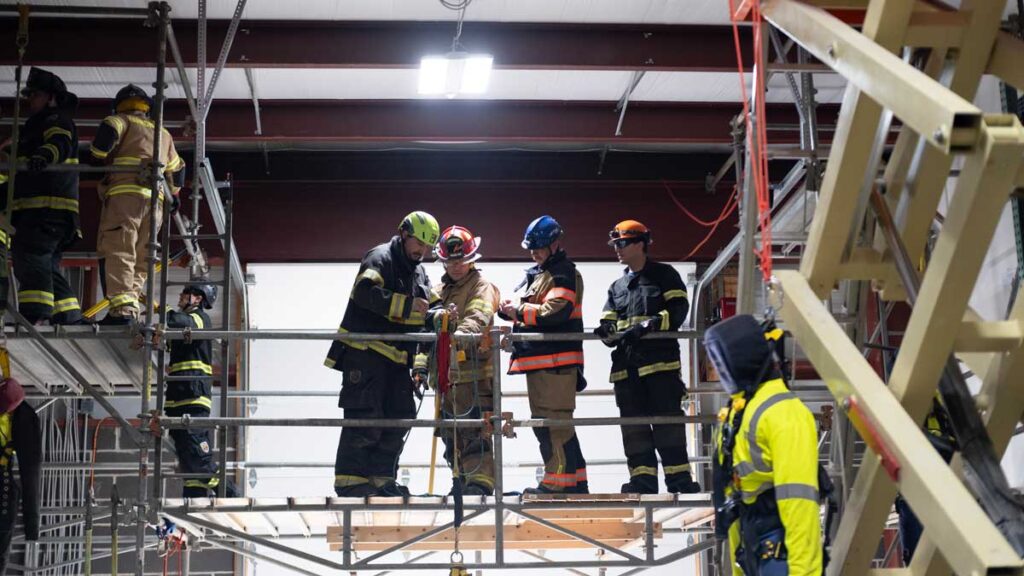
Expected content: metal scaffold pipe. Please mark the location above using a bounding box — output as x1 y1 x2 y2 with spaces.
160 414 718 429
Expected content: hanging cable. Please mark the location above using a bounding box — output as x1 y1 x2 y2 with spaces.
664 181 738 227
439 0 473 51
685 187 739 260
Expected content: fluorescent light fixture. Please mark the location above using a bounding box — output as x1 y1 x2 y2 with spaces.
418 51 493 98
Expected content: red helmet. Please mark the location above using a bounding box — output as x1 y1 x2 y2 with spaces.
434 225 482 263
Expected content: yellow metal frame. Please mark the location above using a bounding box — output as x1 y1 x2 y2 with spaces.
760 0 1024 574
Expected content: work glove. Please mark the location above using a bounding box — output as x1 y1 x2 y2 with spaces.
411 366 429 400
593 321 617 348
620 319 655 347
27 155 48 173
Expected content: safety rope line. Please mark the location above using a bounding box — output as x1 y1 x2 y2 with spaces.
729 0 775 282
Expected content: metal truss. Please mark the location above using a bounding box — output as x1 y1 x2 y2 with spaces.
745 0 1024 575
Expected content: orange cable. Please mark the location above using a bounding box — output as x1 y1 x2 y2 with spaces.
89 416 110 493
664 182 735 227
686 187 739 260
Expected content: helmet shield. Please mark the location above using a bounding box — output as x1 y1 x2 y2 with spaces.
703 314 774 395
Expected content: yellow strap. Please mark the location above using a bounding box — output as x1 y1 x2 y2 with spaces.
0 349 9 381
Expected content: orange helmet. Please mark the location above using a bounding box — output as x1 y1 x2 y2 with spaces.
608 220 652 247
434 225 482 263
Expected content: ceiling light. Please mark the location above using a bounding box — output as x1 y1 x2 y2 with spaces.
418 52 493 99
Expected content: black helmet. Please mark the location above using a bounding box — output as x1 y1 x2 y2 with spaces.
21 67 67 97
703 314 778 396
184 282 217 310
113 84 153 114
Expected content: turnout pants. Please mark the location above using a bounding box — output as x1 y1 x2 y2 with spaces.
440 379 494 492
11 209 81 324
0 469 18 575
614 369 691 493
165 401 224 498
97 194 163 317
526 367 588 492
334 349 416 494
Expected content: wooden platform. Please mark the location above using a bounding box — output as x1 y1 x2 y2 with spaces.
162 494 714 551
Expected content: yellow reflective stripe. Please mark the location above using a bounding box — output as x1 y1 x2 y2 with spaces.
324 357 337 369
466 474 495 489
389 293 407 319
615 316 651 330
64 158 79 164
18 290 54 305
168 361 213 375
53 298 81 313
109 293 138 308
43 127 72 140
663 463 692 475
601 310 619 321
359 268 384 286
112 156 142 166
663 289 687 301
413 353 429 370
465 298 493 314
0 173 7 185
189 313 205 329
336 328 408 364
429 288 441 305
40 144 60 161
184 476 219 489
89 145 110 159
630 466 658 477
452 366 492 384
658 309 670 331
165 396 213 409
0 228 9 247
104 115 127 136
611 360 681 382
105 184 161 200
167 155 184 171
12 196 79 213
335 474 370 488
638 360 680 377
392 312 425 326
126 115 155 129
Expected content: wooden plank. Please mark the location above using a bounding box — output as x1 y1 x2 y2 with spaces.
327 520 662 551
529 508 635 521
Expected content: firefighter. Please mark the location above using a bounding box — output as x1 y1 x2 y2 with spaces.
0 377 42 573
498 215 589 494
89 84 185 324
432 225 500 496
165 282 237 497
1 67 83 325
706 314 822 576
594 220 701 495
326 211 440 498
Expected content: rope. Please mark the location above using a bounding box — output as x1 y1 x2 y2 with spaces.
729 0 774 282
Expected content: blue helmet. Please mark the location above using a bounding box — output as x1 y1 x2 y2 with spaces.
521 215 563 250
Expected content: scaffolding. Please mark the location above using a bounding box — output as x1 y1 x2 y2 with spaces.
5 0 1021 575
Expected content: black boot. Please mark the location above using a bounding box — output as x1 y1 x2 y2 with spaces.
666 474 703 494
620 480 658 495
375 480 411 497
335 483 378 498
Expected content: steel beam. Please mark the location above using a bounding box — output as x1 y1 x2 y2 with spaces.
774 269 1023 576
0 19 751 71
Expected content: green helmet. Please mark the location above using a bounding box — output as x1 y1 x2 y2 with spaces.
399 211 440 246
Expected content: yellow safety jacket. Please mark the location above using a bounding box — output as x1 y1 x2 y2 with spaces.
716 378 822 576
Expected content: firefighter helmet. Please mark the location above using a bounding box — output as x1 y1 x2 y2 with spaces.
184 282 218 310
113 84 153 114
21 67 67 97
399 211 440 246
434 225 482 263
521 215 563 250
608 219 652 247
